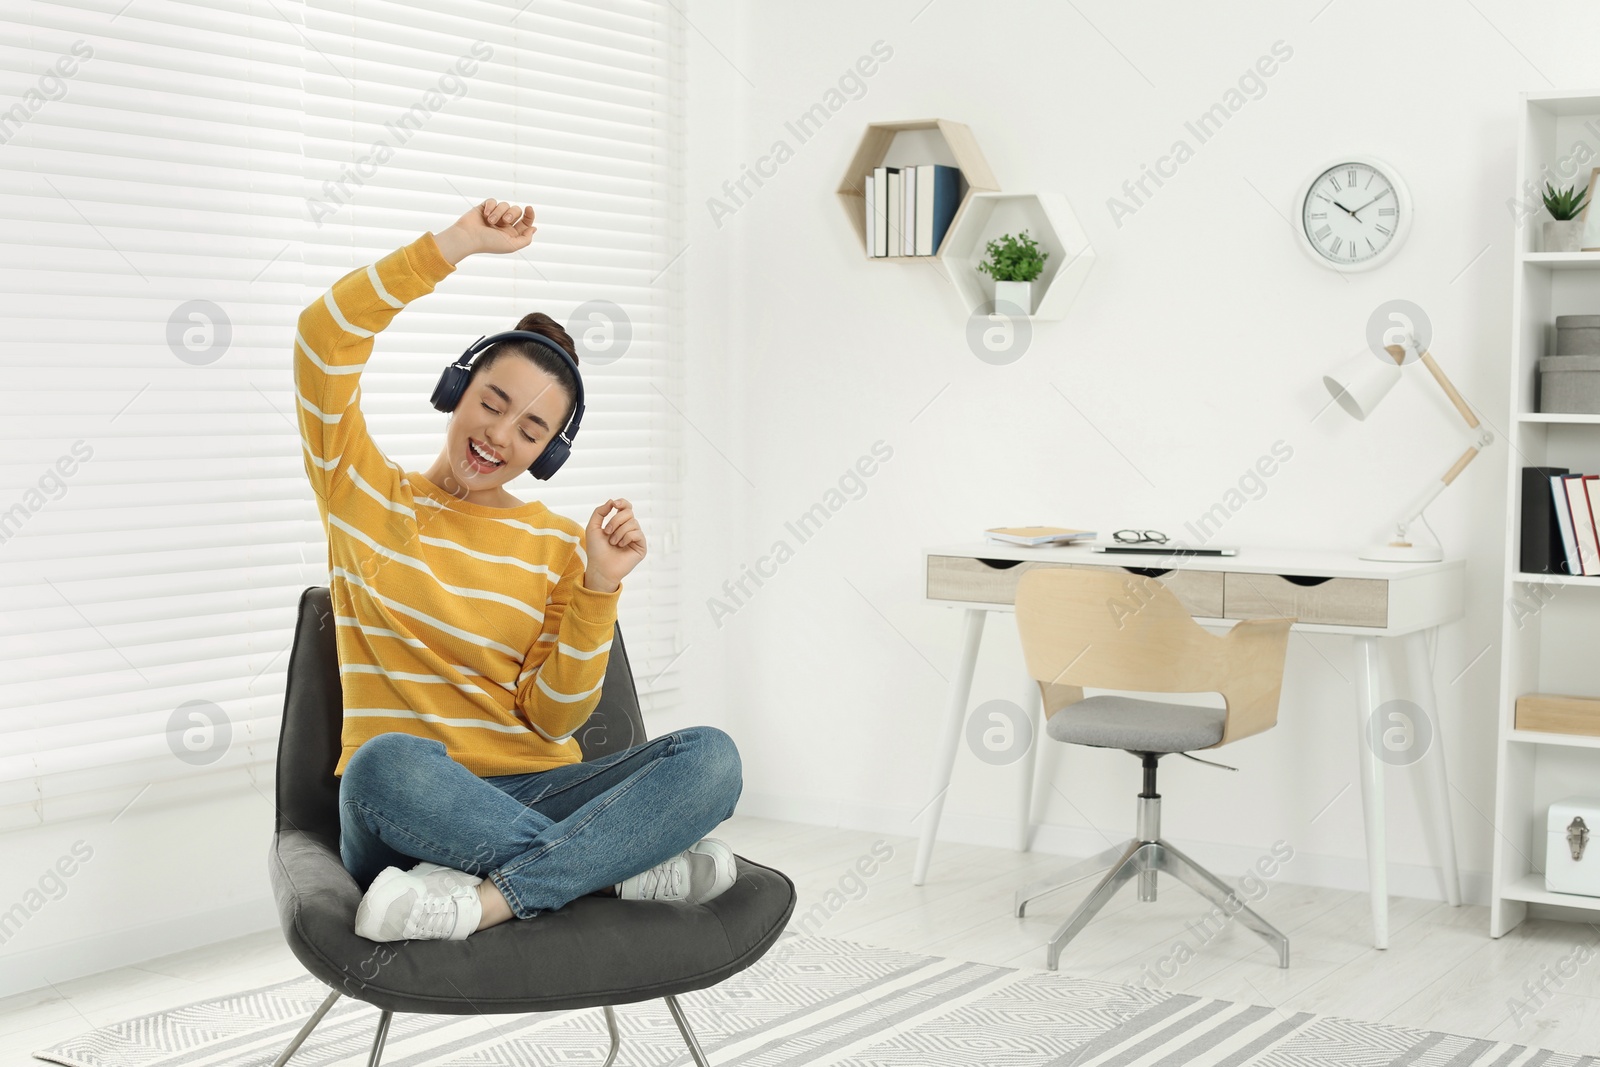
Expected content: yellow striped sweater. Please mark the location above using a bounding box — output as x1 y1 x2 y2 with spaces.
294 231 620 778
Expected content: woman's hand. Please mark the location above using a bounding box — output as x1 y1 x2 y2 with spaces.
432 199 537 265
583 499 646 593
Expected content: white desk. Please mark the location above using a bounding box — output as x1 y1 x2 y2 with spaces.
918 540 1467 950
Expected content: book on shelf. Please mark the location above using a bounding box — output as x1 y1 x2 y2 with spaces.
984 526 1096 547
1565 475 1600 575
917 164 963 256
1551 472 1581 575
863 174 874 257
1518 466 1600 575
903 166 916 255
1586 477 1600 575
886 166 902 258
871 166 893 257
868 163 965 258
1521 466 1570 574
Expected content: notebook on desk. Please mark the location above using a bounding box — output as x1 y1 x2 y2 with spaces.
984 526 1096 547
1092 543 1237 557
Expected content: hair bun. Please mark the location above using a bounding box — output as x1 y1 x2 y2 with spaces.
513 312 578 363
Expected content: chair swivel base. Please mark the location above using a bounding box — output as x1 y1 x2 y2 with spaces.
1013 792 1290 973
271 985 712 1067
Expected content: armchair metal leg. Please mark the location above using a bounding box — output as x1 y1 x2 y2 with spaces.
1044 841 1150 971
664 994 713 1067
270 988 341 1067
268 988 623 1067
598 1005 621 1067
1015 842 1130 918
1153 840 1290 968
365 1009 392 1067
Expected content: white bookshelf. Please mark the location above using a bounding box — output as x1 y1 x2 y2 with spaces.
1490 89 1600 936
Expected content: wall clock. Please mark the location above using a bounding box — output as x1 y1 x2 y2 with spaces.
1294 156 1411 272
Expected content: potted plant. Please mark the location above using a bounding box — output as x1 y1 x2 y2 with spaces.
978 229 1049 315
1542 181 1591 253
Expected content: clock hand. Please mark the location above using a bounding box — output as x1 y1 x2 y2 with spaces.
1347 192 1387 220
1330 200 1358 219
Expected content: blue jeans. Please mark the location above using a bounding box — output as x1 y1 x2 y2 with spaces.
338 726 743 920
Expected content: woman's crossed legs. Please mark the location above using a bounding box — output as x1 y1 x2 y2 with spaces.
338 725 743 927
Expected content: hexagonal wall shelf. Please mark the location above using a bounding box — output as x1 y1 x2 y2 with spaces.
836 119 1000 261
941 191 1095 321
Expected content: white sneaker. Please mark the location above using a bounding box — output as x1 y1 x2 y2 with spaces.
408 860 485 894
355 866 483 942
615 838 737 905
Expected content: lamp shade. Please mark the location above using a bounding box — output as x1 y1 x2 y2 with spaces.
1322 348 1403 421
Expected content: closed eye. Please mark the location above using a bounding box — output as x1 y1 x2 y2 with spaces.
482 403 536 443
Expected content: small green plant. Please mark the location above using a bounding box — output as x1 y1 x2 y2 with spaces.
977 229 1049 282
1542 181 1591 221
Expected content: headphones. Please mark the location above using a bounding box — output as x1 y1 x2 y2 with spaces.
429 330 585 481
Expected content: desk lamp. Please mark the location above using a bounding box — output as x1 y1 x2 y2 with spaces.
1321 334 1494 562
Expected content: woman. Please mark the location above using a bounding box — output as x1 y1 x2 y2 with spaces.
295 197 742 943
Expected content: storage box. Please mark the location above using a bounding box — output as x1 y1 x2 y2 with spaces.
1539 355 1600 413
1514 693 1600 738
1540 316 1600 412
1556 314 1600 355
1546 796 1600 896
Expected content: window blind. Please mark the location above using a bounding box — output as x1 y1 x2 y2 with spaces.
0 0 685 830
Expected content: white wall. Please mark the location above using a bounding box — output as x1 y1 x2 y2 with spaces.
678 0 1600 903
0 779 277 999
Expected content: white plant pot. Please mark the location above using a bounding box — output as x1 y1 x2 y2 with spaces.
1543 219 1585 253
993 280 1032 316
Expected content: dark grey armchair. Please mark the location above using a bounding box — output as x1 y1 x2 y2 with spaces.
267 586 796 1066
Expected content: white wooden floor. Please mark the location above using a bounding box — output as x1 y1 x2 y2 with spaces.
3 815 1598 1062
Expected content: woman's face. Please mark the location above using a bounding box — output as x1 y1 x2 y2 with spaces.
445 357 573 488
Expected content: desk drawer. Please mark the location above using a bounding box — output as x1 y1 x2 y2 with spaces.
926 556 1224 617
926 555 1042 603
1223 572 1387 627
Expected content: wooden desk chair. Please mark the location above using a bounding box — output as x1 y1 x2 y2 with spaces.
1012 566 1295 971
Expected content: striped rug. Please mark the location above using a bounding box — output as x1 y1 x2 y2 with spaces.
32 932 1590 1067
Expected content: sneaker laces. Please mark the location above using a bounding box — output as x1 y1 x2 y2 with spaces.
408 887 468 938
640 858 685 900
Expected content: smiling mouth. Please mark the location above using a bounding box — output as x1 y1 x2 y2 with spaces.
467 437 505 470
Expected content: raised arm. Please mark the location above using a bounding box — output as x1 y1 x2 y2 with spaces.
294 234 456 506
293 199 535 507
